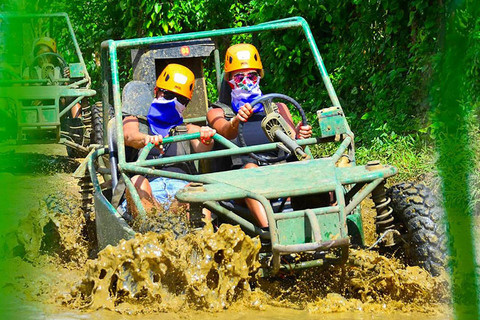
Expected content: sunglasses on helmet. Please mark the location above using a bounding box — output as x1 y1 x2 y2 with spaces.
232 71 259 84
160 89 190 106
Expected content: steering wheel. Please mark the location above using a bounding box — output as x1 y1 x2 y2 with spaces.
31 52 68 80
32 52 68 69
237 93 308 163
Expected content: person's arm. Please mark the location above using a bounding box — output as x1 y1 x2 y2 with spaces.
123 116 163 150
207 104 253 140
187 124 216 153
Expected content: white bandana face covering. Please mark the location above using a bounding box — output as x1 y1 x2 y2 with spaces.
229 76 263 113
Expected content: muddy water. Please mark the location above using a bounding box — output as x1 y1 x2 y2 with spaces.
0 145 453 319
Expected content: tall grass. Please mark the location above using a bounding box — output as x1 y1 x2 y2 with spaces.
310 134 436 186
355 134 435 185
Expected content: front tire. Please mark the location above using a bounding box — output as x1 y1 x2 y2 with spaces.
387 182 447 276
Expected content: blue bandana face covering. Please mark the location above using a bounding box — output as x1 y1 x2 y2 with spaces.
147 97 185 137
229 77 264 113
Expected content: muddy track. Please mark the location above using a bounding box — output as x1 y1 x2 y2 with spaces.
0 145 453 318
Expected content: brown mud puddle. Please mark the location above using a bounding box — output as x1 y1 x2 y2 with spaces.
0 148 452 318
3 189 451 317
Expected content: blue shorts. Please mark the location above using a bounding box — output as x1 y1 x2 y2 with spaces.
121 177 189 212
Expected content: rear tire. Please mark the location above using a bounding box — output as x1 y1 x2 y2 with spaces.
91 101 114 145
387 182 447 276
65 102 92 158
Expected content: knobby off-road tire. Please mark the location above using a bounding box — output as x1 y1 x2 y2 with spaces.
91 102 114 145
78 171 98 257
386 182 447 276
66 104 92 158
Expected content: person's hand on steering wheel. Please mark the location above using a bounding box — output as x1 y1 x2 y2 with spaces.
296 123 312 139
236 103 254 122
237 93 310 163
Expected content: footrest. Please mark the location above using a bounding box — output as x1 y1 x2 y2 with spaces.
273 207 346 247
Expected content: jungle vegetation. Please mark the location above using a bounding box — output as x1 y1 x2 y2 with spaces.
2 0 479 184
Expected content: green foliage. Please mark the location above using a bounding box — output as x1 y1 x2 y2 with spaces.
251 0 449 148
355 134 434 184
31 0 478 155
310 133 435 184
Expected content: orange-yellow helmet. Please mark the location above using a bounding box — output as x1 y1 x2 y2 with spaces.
156 63 195 99
224 43 263 80
33 37 57 54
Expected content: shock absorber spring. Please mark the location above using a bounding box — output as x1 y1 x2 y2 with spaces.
371 181 396 246
366 161 396 246
372 184 393 229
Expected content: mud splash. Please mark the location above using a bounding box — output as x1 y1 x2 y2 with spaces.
2 192 88 265
130 199 190 239
3 188 452 316
0 148 452 317
63 222 450 315
257 249 450 314
66 224 261 312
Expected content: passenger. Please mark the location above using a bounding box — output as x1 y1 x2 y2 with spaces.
207 43 312 228
123 63 215 218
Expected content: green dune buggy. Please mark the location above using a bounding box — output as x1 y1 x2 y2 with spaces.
0 13 96 157
83 17 446 276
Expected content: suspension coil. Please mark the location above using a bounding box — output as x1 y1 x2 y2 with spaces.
184 183 206 229
372 186 394 230
78 174 94 220
81 104 92 146
367 161 396 246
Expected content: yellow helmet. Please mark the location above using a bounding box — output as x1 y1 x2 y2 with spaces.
33 37 57 54
224 43 263 80
156 64 195 100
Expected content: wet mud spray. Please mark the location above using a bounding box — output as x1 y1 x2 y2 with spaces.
67 225 261 312
0 149 452 317
63 226 450 314
4 187 451 316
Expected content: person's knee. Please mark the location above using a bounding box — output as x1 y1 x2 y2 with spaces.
243 162 258 169
71 102 81 118
131 175 145 187
131 175 152 194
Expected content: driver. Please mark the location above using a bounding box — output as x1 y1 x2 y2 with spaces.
22 37 63 82
207 43 312 228
22 37 82 118
123 63 216 218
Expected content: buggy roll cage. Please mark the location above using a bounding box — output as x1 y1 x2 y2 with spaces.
92 16 398 274
100 16 354 213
